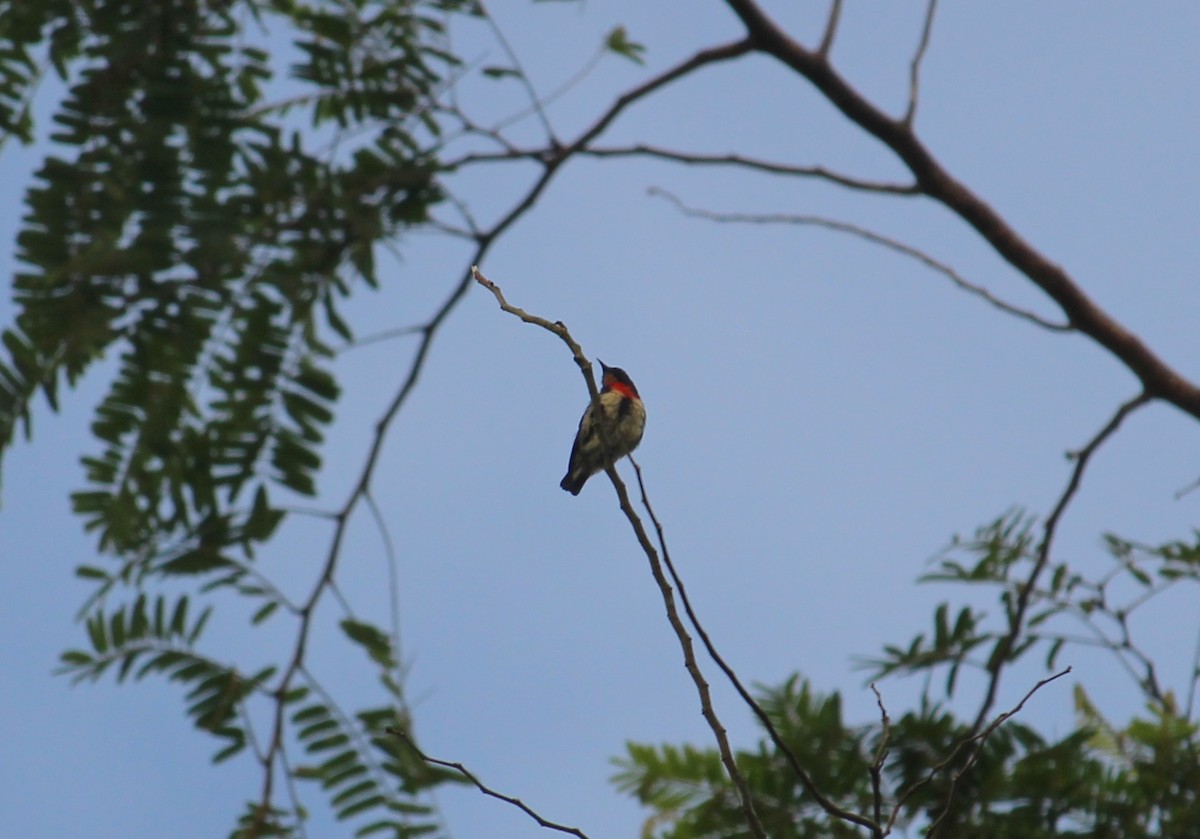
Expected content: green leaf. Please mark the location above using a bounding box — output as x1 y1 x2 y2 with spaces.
340 619 396 670
604 26 646 65
481 65 521 80
251 600 279 625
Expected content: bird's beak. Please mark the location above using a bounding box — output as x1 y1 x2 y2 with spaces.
597 359 609 372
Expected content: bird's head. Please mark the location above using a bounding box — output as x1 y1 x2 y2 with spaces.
598 360 640 399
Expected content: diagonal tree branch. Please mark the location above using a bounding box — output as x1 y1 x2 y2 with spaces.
387 727 592 839
722 0 1200 420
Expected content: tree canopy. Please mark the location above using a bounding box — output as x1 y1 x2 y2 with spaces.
2 2 1199 837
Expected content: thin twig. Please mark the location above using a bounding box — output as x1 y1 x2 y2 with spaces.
491 44 607 134
923 667 1071 837
472 268 769 839
364 490 407 703
651 188 1070 333
969 392 1151 733
630 457 881 836
1173 474 1200 500
336 324 429 354
1186 622 1200 720
582 146 918 194
563 39 753 155
442 38 753 176
477 0 557 142
904 0 939 125
386 727 592 838
868 682 891 830
818 0 843 57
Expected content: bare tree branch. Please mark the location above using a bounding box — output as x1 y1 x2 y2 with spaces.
386 727 593 839
650 187 1070 333
722 0 1200 420
969 392 1151 733
472 267 769 839
904 0 940 125
582 145 919 194
630 457 882 836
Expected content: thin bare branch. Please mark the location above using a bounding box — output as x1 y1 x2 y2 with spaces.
365 490 406 702
336 324 429 355
386 727 591 838
477 1 557 141
278 505 340 520
492 43 608 134
904 0 939 125
581 145 918 194
631 457 881 836
1187 622 1200 719
924 667 1071 837
969 392 1151 733
650 188 1070 333
818 0 843 57
441 147 544 172
472 268 768 839
565 39 754 155
869 682 891 829
1173 474 1200 500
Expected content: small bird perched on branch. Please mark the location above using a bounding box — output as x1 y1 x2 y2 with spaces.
560 362 646 495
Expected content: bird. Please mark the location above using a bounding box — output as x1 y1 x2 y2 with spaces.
560 361 646 495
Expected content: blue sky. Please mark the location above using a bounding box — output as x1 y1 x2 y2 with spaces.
3 3 1199 837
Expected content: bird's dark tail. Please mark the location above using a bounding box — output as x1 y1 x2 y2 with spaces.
560 471 587 495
